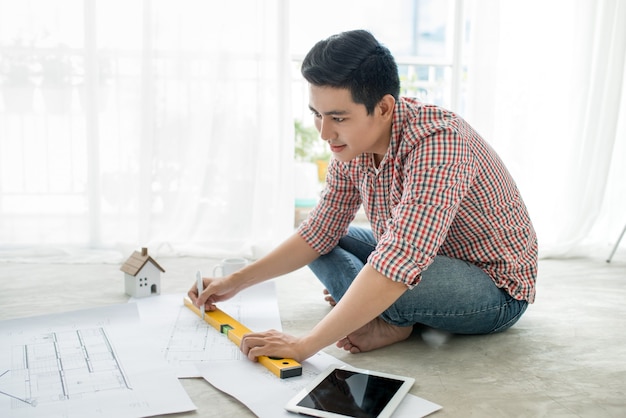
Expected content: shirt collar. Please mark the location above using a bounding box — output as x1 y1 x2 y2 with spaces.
352 97 413 172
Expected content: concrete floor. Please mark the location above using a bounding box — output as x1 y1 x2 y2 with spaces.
1 254 625 417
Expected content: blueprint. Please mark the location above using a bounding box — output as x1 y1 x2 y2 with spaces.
198 351 443 418
0 304 195 418
131 281 283 377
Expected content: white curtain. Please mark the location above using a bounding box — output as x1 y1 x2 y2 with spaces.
3 0 625 263
464 0 626 258
0 0 294 261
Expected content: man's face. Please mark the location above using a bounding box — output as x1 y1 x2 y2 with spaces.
308 85 391 162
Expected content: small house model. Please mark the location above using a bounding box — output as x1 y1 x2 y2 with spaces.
120 247 165 298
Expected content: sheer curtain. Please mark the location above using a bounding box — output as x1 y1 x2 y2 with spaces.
0 0 294 261
464 0 626 258
3 0 625 263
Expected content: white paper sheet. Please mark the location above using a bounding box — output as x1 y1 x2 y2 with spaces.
131 281 283 377
0 304 195 418
197 351 442 418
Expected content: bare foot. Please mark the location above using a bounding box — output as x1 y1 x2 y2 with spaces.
337 317 413 354
322 289 336 307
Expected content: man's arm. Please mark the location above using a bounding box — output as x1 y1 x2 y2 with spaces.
300 264 408 357
238 232 320 287
241 264 408 362
193 232 320 309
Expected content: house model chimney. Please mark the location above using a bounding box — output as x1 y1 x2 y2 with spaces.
141 247 148 256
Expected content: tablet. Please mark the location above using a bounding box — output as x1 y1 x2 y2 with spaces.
285 364 415 418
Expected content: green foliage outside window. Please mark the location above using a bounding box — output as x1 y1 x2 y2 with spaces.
294 120 329 163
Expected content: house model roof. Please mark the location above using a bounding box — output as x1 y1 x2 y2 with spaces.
120 247 165 276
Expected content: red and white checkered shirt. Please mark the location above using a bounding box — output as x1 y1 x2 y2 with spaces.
298 98 538 303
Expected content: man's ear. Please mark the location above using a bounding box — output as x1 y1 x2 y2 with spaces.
377 94 396 120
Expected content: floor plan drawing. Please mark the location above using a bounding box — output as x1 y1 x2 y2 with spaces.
0 327 131 411
132 282 283 378
0 303 195 418
163 303 244 366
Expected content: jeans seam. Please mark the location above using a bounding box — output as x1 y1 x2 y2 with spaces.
344 234 375 247
415 303 507 318
345 255 362 284
340 236 377 258
392 299 527 333
490 301 528 333
399 299 526 328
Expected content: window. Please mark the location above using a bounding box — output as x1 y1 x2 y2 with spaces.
289 0 469 224
289 0 468 123
0 1 293 249
0 1 470 247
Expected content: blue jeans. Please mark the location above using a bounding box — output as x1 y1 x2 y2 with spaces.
308 226 528 334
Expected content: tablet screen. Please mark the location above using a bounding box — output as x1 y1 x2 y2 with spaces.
291 367 410 418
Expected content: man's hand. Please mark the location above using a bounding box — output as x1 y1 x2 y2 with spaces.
240 330 309 363
187 275 240 312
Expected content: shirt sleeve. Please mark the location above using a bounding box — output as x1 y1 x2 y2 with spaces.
368 125 477 288
297 157 362 254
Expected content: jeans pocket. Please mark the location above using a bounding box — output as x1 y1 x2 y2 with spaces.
490 299 528 334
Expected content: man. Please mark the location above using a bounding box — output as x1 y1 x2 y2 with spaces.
189 30 538 362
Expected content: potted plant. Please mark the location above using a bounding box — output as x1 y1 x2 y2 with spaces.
77 54 113 113
39 43 75 114
0 37 37 113
293 120 331 222
294 120 330 183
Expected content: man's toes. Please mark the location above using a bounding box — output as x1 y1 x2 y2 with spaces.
322 289 337 306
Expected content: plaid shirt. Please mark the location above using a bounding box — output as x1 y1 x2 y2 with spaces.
298 98 538 303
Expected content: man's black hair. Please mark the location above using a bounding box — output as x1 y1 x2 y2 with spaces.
301 30 400 115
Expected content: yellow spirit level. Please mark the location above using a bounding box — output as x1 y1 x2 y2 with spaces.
183 296 303 378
